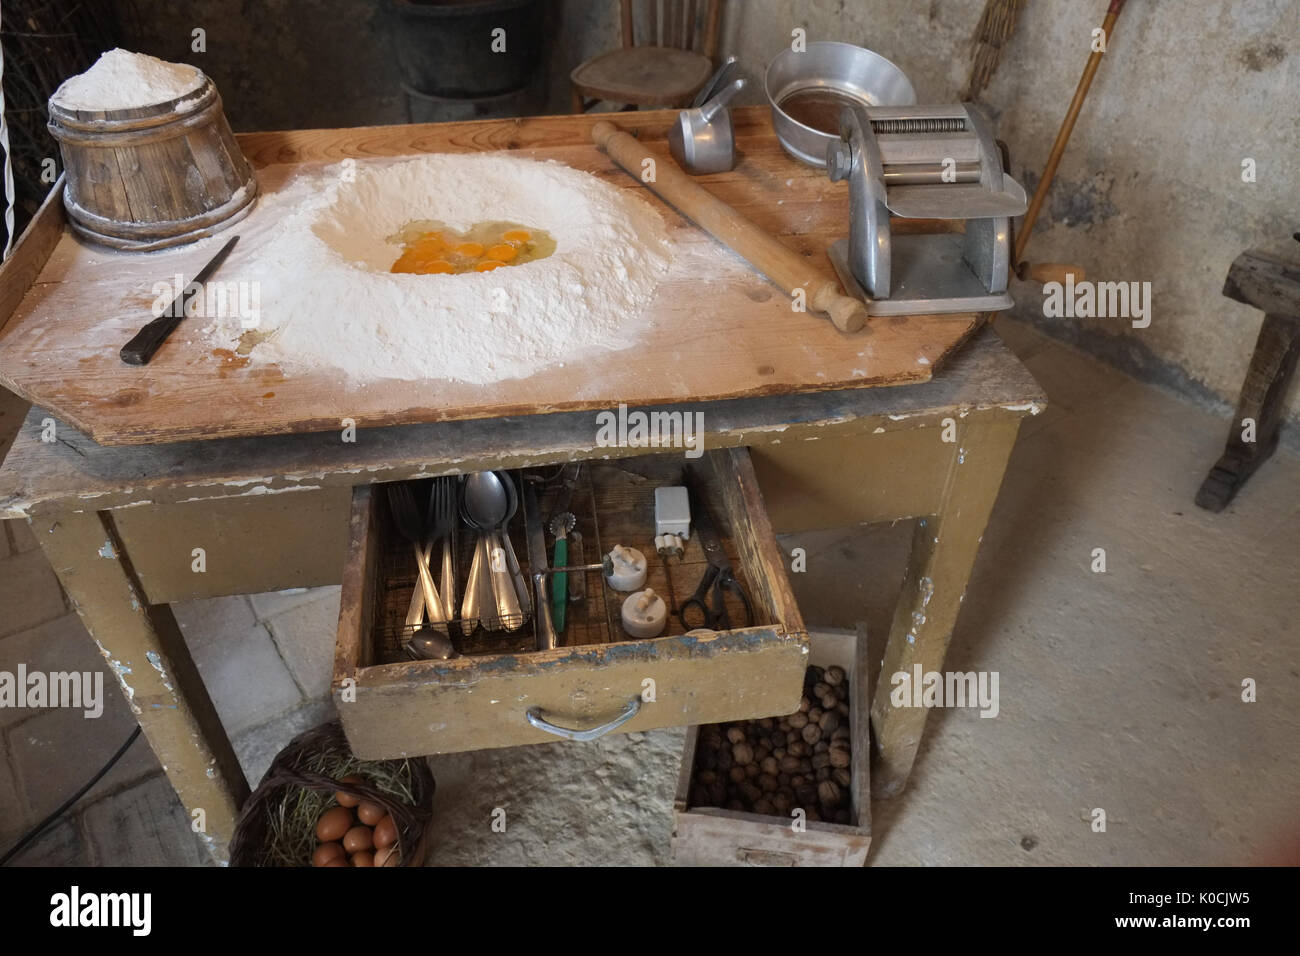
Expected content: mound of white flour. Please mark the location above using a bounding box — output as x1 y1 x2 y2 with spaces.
52 49 204 111
204 152 674 385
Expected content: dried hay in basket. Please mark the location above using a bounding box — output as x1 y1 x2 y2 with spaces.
229 720 434 867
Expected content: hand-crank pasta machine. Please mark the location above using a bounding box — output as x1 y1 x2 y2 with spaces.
825 103 1028 315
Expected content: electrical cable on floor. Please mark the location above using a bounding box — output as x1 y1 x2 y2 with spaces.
0 727 141 866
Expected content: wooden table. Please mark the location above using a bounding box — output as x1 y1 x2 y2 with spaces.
0 328 1041 862
0 109 1044 864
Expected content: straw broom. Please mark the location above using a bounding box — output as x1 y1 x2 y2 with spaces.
963 0 1028 101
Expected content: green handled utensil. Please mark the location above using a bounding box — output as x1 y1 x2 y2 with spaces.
548 511 575 632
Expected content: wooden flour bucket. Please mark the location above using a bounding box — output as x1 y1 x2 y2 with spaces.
47 74 257 251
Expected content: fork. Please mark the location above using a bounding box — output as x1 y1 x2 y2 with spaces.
388 483 445 630
405 477 458 627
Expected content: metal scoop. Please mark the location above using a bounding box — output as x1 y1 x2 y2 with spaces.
670 58 746 175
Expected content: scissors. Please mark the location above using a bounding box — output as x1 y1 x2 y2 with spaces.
678 469 754 631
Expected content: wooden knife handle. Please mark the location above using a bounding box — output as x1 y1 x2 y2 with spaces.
120 313 184 366
592 120 867 333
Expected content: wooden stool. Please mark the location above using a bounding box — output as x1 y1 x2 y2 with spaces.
571 0 721 112
1196 236 1300 511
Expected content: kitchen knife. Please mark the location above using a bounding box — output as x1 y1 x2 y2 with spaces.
120 234 240 366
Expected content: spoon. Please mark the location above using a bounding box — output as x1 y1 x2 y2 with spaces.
462 471 522 631
406 623 457 660
495 471 532 618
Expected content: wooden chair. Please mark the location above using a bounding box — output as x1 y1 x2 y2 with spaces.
571 0 722 113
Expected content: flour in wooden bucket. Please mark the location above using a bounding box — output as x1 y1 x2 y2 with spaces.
51 49 204 111
200 153 675 385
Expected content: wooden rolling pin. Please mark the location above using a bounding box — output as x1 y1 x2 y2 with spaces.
1016 262 1087 285
592 120 867 333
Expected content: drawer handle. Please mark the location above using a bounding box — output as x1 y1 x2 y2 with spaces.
525 698 641 742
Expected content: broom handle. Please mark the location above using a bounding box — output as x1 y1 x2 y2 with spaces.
1014 0 1127 264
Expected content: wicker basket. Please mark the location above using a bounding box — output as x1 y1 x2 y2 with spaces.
229 720 434 867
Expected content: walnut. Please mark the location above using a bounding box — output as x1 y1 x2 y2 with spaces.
813 740 829 754
760 756 779 775
811 752 831 771
745 763 760 778
818 779 842 806
788 712 808 730
813 682 831 700
741 782 762 803
807 706 824 723
801 724 822 746
726 726 746 745
798 696 811 714
825 666 846 686
820 692 838 710
829 746 851 769
779 754 801 774
790 775 805 788
832 768 852 788
831 726 851 742
752 797 775 815
698 769 718 785
818 711 840 734
732 742 754 766
758 717 774 730
759 773 778 793
836 702 849 717
772 792 792 814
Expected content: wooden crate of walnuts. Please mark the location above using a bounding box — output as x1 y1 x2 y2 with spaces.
671 628 870 866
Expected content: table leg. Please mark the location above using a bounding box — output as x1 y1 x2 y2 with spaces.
34 509 249 863
1195 312 1300 512
869 418 1021 798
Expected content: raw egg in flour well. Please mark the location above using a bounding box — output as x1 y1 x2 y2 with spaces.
388 220 555 275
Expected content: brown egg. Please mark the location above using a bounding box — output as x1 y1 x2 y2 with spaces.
356 800 385 827
316 806 354 843
343 825 374 854
373 814 398 850
375 845 400 867
335 775 365 809
311 841 346 867
324 859 348 867
351 851 375 867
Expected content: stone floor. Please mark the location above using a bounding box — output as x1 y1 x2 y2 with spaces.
1 319 1297 866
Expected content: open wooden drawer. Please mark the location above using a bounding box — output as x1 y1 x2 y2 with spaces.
332 447 809 758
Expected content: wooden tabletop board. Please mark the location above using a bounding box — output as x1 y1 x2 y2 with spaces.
0 329 1045 519
0 107 980 447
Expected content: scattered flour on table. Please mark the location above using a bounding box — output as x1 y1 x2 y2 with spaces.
51 49 204 111
202 152 675 385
